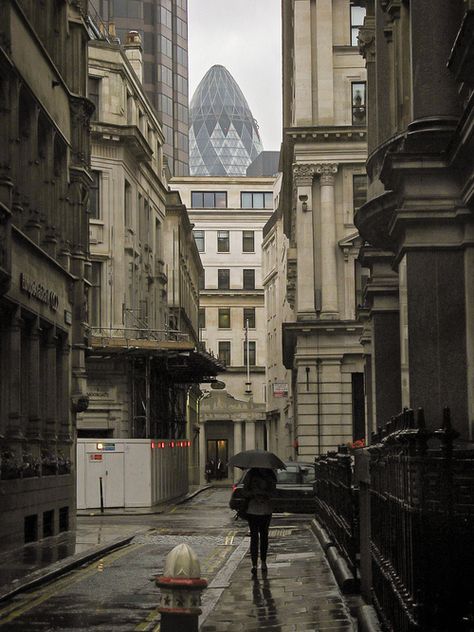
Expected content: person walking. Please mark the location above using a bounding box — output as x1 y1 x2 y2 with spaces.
243 467 277 576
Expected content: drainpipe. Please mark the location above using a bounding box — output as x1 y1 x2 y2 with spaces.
316 359 322 455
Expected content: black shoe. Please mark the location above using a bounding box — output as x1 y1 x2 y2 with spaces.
261 562 268 574
251 566 257 576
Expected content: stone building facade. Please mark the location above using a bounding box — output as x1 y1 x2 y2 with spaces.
0 0 92 553
280 0 368 458
172 174 274 480
80 34 220 487
355 0 474 438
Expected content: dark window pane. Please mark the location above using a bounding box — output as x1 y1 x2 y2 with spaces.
203 192 215 207
243 307 255 329
215 192 227 208
199 308 206 329
218 341 231 366
352 82 366 125
88 77 100 121
193 229 204 252
218 269 230 290
218 308 230 328
217 230 229 252
242 230 254 253
243 269 255 290
89 171 100 219
244 340 256 366
191 192 203 208
241 192 252 209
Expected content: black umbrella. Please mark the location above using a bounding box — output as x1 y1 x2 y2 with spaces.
228 449 286 470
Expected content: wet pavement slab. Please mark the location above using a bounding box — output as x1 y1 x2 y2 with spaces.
200 524 356 632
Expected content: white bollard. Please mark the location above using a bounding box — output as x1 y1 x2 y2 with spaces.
156 543 208 632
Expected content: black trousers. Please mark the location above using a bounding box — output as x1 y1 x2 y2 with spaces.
247 513 272 565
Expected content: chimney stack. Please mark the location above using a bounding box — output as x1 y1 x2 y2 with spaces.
124 30 143 83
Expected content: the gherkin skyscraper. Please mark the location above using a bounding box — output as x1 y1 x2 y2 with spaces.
189 65 263 176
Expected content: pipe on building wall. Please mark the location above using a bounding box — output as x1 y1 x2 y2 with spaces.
316 358 322 455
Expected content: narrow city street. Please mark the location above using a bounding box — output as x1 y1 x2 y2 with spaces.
0 488 355 631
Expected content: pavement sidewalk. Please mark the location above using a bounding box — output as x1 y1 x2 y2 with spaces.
199 523 356 632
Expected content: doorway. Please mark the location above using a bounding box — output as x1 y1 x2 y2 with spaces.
207 439 228 479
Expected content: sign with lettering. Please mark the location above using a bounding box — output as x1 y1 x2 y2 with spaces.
90 454 103 461
20 273 59 311
273 383 288 398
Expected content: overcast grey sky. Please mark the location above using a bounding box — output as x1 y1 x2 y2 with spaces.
188 0 282 151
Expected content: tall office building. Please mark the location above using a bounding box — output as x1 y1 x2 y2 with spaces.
89 0 189 175
189 65 264 176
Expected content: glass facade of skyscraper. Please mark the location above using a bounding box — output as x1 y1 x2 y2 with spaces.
189 65 264 176
90 0 189 175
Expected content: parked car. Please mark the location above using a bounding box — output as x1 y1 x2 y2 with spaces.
229 461 316 515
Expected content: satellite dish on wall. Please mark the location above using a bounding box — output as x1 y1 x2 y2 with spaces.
210 380 226 390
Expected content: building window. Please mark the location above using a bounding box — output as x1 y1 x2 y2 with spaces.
243 269 255 290
218 341 231 366
355 260 370 309
218 269 230 290
244 340 256 367
353 174 367 214
88 77 100 121
242 230 255 252
158 94 173 116
199 308 206 329
352 82 366 125
243 307 256 329
241 192 273 209
159 35 172 58
158 65 173 88
177 45 188 68
177 17 187 38
159 5 172 27
89 171 100 219
90 261 102 327
218 308 231 329
199 271 205 290
350 3 366 46
217 230 230 253
191 191 227 209
193 229 205 252
124 179 132 228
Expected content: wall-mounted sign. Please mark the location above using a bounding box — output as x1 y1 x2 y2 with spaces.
20 273 59 311
273 383 288 398
96 442 115 451
90 454 103 461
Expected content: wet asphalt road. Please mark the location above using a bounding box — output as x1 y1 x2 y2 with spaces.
0 488 311 631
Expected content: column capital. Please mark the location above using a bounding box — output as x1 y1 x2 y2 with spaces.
315 163 338 185
358 16 376 62
293 163 316 187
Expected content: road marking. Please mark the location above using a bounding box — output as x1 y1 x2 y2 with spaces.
199 538 249 628
0 544 142 623
135 607 161 631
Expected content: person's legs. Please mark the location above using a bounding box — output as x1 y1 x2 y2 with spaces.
259 514 272 568
247 515 259 572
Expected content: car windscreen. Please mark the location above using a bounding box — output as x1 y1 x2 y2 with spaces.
276 467 300 484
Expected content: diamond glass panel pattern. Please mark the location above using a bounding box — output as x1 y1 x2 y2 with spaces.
189 65 263 176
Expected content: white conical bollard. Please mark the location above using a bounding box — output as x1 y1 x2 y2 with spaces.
156 543 208 632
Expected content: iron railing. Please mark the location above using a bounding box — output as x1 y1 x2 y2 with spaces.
368 408 474 632
314 445 358 576
88 326 190 343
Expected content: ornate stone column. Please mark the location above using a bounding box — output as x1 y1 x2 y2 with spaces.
27 318 42 443
44 327 58 444
7 311 23 441
315 163 339 318
58 339 72 445
293 163 316 317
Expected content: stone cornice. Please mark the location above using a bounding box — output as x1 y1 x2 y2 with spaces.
285 127 367 143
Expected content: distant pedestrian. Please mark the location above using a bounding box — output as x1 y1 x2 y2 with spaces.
217 457 226 480
205 460 213 483
243 467 277 576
